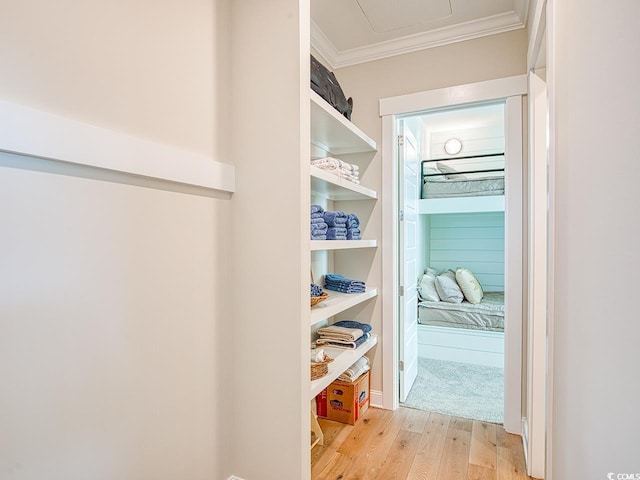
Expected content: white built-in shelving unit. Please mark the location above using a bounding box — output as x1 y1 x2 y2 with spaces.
310 239 377 251
311 165 377 200
310 334 378 398
309 90 378 401
310 288 378 326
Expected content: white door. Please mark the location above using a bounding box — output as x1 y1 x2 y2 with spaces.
398 122 419 402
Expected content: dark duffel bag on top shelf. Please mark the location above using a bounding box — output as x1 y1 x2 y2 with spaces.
310 54 353 121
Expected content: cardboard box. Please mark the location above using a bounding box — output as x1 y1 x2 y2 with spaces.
316 371 370 425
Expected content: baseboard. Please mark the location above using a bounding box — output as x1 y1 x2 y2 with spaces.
370 389 384 408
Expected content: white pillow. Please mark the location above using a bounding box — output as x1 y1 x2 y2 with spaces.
425 266 439 277
456 268 484 304
436 162 467 180
435 270 464 303
418 274 440 302
423 167 447 183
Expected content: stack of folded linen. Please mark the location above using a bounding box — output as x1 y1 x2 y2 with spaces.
311 157 360 184
310 204 328 240
315 320 372 349
324 273 366 294
346 213 361 240
323 210 347 240
338 356 370 382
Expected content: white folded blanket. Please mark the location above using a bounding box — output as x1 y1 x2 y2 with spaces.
311 157 360 182
316 325 364 342
338 356 370 382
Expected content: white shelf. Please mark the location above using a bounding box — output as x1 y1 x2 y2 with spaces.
310 334 378 398
310 288 377 325
310 90 377 155
0 101 235 194
310 166 377 200
310 239 377 251
418 195 505 214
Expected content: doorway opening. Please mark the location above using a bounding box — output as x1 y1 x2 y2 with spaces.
380 76 525 433
397 102 507 424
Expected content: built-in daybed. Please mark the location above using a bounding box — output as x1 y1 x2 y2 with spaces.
417 153 506 368
418 292 505 368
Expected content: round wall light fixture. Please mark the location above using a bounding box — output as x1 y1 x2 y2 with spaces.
444 138 463 155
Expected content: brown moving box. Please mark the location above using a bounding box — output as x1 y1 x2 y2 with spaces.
315 371 370 425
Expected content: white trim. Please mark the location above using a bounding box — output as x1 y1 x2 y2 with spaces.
312 11 527 69
418 195 505 214
527 0 547 70
526 70 547 479
228 476 247 480
380 76 526 430
381 114 399 411
0 101 235 194
418 325 504 369
503 95 524 435
369 390 384 409
545 1 556 478
379 75 527 117
522 416 530 466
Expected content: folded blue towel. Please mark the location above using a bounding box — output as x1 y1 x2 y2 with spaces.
325 273 365 286
333 320 373 333
311 205 324 214
324 272 366 293
310 217 326 224
324 285 365 293
323 210 348 227
311 234 327 240
346 228 361 240
311 212 324 219
325 280 365 288
346 213 360 229
327 227 347 240
311 223 328 232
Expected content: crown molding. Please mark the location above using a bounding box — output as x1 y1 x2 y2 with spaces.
310 19 341 69
312 9 527 69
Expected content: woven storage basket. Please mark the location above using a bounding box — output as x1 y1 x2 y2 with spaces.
310 354 333 380
310 292 329 307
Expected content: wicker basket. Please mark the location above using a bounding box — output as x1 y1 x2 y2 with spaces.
310 354 333 380
310 292 329 307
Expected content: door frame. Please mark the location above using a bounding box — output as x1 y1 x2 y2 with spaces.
379 75 527 435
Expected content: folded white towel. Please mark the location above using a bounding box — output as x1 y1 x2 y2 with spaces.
338 357 370 382
311 157 360 184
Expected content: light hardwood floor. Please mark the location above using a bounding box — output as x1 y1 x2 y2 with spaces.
311 406 534 480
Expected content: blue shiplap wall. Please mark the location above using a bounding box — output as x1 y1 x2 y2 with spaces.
428 212 504 291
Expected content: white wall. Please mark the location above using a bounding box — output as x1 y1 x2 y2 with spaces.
549 0 640 477
428 212 505 292
0 1 233 479
229 1 309 479
333 29 528 393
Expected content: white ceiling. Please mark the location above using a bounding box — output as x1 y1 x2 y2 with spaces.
311 0 529 68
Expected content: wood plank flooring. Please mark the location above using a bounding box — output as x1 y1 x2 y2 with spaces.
312 407 533 480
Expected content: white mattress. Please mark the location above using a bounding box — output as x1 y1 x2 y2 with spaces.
422 176 505 199
418 292 504 332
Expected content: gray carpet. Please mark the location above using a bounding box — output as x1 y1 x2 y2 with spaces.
402 357 504 424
